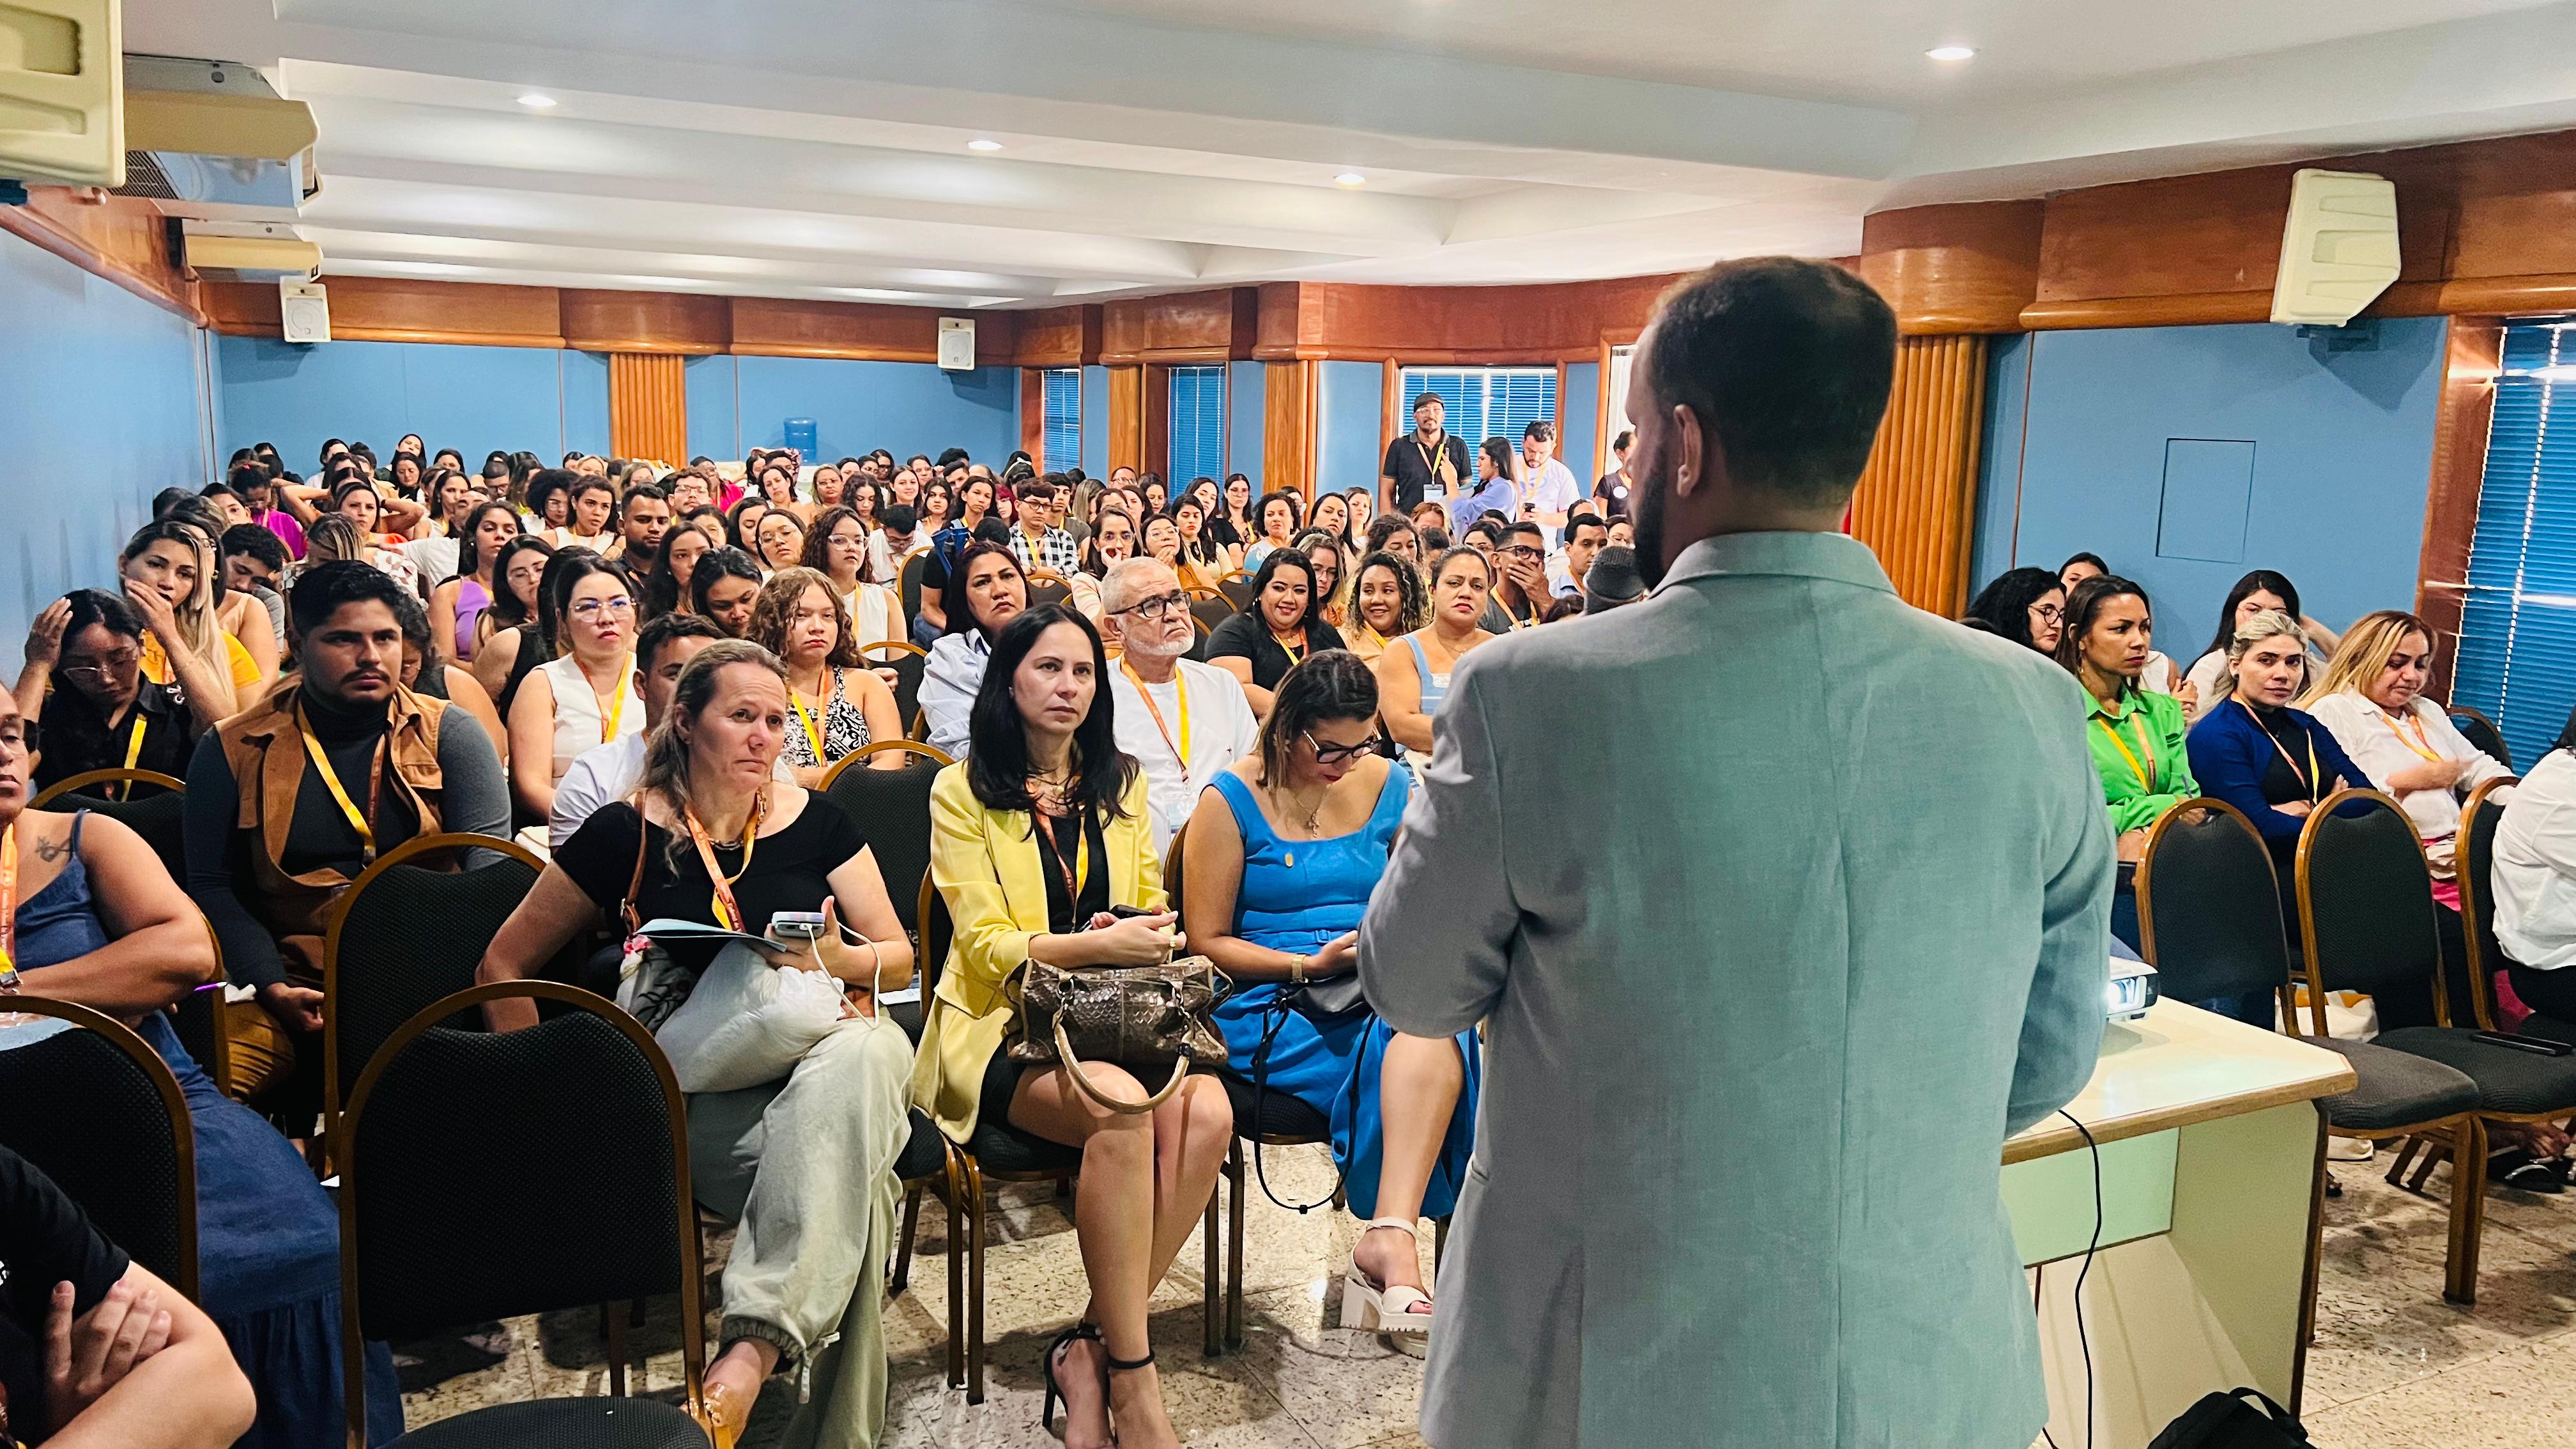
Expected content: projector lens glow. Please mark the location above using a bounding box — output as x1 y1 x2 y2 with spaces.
1926 45 1975 62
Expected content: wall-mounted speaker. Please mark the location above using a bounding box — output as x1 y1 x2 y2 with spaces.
2270 169 2399 327
280 279 330 344
937 316 975 372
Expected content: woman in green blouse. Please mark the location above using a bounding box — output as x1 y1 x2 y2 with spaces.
2057 574 2195 949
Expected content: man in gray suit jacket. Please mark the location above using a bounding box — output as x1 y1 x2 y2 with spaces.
1360 257 2112 1449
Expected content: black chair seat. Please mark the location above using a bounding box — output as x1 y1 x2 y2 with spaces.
1218 1070 1329 1141
2378 1027 2576 1116
887 998 923 1045
2295 1037 2481 1131
894 1110 947 1183
965 1119 1082 1176
392 1397 707 1447
2515 1014 2576 1048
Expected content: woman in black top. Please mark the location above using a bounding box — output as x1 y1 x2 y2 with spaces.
471 638 915 1445
16 590 197 795
1204 549 1346 717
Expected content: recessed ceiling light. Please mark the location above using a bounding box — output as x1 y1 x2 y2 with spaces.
516 92 557 108
967 138 1004 152
1335 172 1367 188
1925 45 1975 62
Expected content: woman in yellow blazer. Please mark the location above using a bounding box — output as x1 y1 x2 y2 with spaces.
914 601 1230 1449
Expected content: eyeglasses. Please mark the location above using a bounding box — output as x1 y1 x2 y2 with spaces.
59 652 140 680
2030 602 2064 622
1304 731 1386 765
1502 545 1545 562
1116 590 1190 621
568 597 637 620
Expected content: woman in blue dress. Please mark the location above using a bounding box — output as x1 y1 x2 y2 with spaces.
0 698 402 1448
1177 650 1478 1337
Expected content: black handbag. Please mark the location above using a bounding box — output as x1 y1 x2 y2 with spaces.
1245 970 1373 1212
2149 1389 2312 1448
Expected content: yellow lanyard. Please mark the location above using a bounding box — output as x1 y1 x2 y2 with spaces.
2092 700 2158 792
115 708 147 800
297 709 383 863
2242 701 2323 801
2383 707 2442 763
681 799 762 930
788 677 829 763
597 657 631 744
1120 661 1190 777
1271 630 1308 668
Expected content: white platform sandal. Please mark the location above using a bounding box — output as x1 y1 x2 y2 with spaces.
1342 1219 1435 1334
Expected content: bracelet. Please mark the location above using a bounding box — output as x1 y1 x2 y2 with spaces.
1289 953 1309 986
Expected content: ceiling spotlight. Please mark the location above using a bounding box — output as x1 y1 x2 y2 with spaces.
516 92 557 108
967 138 1004 151
1335 172 1367 187
1925 45 1975 61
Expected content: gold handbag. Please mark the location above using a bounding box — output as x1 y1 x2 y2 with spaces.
1008 955 1230 1114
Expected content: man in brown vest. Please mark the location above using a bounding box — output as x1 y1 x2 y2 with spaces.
182 562 510 1107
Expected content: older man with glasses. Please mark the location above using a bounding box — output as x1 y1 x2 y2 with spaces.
1099 557 1259 850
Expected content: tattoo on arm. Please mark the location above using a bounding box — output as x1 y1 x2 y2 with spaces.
33 831 67 862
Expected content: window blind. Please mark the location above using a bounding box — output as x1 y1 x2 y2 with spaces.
1168 365 1226 484
1040 368 1080 474
2453 319 2576 765
1397 366 1559 452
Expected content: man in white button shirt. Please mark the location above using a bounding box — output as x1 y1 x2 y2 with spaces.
549 612 792 848
1516 419 1581 549
1097 557 1258 851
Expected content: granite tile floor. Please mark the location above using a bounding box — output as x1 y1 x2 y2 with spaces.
394 1142 2574 1447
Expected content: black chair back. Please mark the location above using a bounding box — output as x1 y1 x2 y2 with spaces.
2297 788 2450 1020
32 774 188 882
1217 575 1255 611
899 552 928 625
1188 594 1236 640
324 834 542 1126
864 643 928 735
0 999 197 1296
2455 777 2521 1029
1027 572 1073 610
822 743 951 937
2452 707 2512 771
2135 800 2293 1011
340 983 706 1429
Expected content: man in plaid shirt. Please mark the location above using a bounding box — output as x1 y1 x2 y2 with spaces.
1010 477 1082 576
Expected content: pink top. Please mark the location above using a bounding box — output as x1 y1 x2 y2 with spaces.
256 509 307 560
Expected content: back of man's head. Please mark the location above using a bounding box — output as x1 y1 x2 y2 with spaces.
1643 256 1895 505
881 504 919 535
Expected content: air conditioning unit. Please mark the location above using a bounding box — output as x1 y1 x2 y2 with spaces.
111 54 318 221
181 218 320 282
0 0 122 187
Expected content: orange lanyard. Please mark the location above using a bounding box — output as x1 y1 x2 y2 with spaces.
2092 700 2158 792
1120 662 1190 778
1034 807 1089 905
2383 707 2442 763
681 797 763 930
597 659 631 743
2241 701 2323 802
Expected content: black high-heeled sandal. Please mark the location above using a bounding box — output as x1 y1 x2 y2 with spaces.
1041 1321 1104 1435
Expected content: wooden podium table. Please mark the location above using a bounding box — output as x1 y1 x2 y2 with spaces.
2003 1000 2356 1448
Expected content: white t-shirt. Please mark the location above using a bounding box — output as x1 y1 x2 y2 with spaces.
1108 657 1261 852
550 732 796 849
2308 692 2510 847
1522 458 1580 548
2495 751 2576 969
403 533 462 586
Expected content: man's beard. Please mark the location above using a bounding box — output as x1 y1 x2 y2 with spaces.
1630 452 1672 590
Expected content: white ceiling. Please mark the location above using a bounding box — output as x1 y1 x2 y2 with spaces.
120 0 2576 309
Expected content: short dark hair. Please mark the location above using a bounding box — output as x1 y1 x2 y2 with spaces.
289 560 409 638
1522 419 1556 443
220 523 289 572
57 588 143 645
936 447 970 469
1642 256 1896 503
689 546 765 624
1501 520 1544 545
1565 514 1610 544
880 503 919 534
228 461 274 493
2060 551 2110 578
1464 516 1506 545
1612 429 1634 452
636 611 726 675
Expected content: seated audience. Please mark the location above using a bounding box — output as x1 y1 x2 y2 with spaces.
475 640 915 1445
0 1142 254 1449
121 522 257 728
399 466 480 583
15 591 198 794
1310 491 1355 558
1166 496 1227 592
2492 717 2576 1025
183 562 511 1107
916 604 1223 1449
218 525 291 647
873 503 927 588
641 517 712 622
753 508 809 577
1549 510 1609 600
1241 491 1303 571
1361 512 1420 568
1011 479 1082 577
506 553 643 822
426 502 519 666
233 461 308 560
553 477 618 553
2306 611 2509 893
802 507 905 649
1297 529 1350 631
2177 569 2339 720
465 535 557 710
608 483 672 565
551 613 779 847
748 567 904 785
1205 551 1346 717
2185 609 2375 1018
2058 551 2107 594
1377 547 1497 756
919 542 1030 759
1073 506 1136 622
1487 520 1553 631
1098 558 1259 850
1344 550 1428 666
390 591 507 766
1963 566 2065 656
1180 651 1477 1335
1579 544 1647 615
2057 575 2196 952
690 546 767 638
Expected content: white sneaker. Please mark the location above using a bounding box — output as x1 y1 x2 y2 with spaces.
2327 1136 2375 1162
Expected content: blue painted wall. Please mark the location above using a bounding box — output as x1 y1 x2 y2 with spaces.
1315 361 1384 498
1561 360 1600 488
215 336 567 468
732 357 1018 465
684 355 739 461
1226 360 1266 486
564 351 613 459
0 230 208 652
1971 318 2444 641
1080 365 1110 477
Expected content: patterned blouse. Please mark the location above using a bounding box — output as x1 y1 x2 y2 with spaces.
783 666 873 770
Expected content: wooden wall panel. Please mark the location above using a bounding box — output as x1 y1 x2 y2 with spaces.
0 188 200 323
562 289 730 354
1846 334 1988 616
1263 360 1318 496
608 353 689 464
1100 288 1255 364
1013 305 1103 367
729 297 1016 363
206 276 563 347
1020 368 1046 461
1106 365 1144 474
1857 201 2044 335
1258 275 1684 362
2416 315 2504 703
1141 364 1172 479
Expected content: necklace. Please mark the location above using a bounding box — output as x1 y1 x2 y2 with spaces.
1272 778 1330 866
